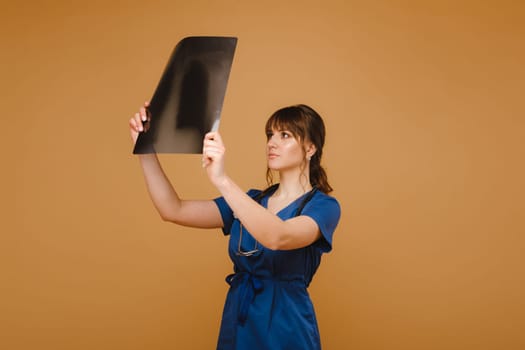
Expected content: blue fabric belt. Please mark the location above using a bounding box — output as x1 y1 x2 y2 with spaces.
226 272 264 325
225 272 306 326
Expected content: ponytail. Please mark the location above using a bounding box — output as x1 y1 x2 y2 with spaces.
309 153 333 193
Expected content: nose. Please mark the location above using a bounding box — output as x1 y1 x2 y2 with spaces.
267 134 277 149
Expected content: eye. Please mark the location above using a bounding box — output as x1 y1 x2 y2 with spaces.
265 131 273 140
281 131 291 139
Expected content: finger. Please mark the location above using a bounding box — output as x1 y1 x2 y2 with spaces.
139 107 148 122
204 148 222 156
134 113 144 132
203 139 218 148
129 117 141 133
203 144 224 159
201 151 213 166
203 136 225 148
203 146 224 159
204 131 220 141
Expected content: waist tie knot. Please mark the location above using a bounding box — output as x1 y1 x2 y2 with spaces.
225 272 264 325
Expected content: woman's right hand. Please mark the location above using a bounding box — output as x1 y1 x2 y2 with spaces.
129 101 151 145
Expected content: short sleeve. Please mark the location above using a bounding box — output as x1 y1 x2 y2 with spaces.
213 189 262 236
301 193 341 253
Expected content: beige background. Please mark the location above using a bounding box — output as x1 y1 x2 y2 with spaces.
1 1 524 349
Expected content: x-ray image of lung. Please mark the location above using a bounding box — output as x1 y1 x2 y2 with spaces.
133 36 237 154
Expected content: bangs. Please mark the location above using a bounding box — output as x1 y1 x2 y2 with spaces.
265 106 306 140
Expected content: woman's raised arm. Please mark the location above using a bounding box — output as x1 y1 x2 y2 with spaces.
130 102 223 229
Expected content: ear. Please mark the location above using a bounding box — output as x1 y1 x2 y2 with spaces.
305 142 317 159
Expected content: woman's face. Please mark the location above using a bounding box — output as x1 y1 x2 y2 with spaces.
266 128 306 171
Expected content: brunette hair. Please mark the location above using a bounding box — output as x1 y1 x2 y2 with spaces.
264 104 333 194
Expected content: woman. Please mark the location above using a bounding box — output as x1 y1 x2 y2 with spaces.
129 103 341 349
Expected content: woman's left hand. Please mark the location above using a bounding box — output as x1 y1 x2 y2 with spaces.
202 131 227 186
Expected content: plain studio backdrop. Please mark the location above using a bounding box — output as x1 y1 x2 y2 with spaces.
1 1 523 349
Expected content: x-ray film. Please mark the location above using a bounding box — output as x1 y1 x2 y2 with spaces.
133 36 237 154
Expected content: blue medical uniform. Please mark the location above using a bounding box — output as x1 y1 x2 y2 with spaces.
214 187 341 350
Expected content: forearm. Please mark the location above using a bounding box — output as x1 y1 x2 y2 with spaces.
215 176 287 249
138 154 182 221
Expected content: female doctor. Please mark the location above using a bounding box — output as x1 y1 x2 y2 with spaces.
129 102 341 349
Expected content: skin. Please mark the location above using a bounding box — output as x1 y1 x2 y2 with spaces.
129 102 322 250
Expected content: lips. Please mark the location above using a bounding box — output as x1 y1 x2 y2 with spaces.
268 153 279 159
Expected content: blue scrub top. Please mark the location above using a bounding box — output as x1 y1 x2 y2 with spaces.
214 187 341 350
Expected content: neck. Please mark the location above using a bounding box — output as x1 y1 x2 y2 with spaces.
274 169 312 198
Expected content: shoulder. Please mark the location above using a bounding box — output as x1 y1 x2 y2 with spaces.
304 190 341 222
303 190 341 252
311 190 340 210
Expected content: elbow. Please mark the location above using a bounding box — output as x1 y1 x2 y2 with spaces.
260 222 291 250
265 241 280 250
159 214 171 222
263 235 289 250
268 244 285 250
158 211 177 223
159 213 171 222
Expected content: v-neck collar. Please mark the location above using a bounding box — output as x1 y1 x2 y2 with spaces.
261 186 315 216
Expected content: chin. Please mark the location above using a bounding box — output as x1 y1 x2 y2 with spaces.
267 161 281 171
